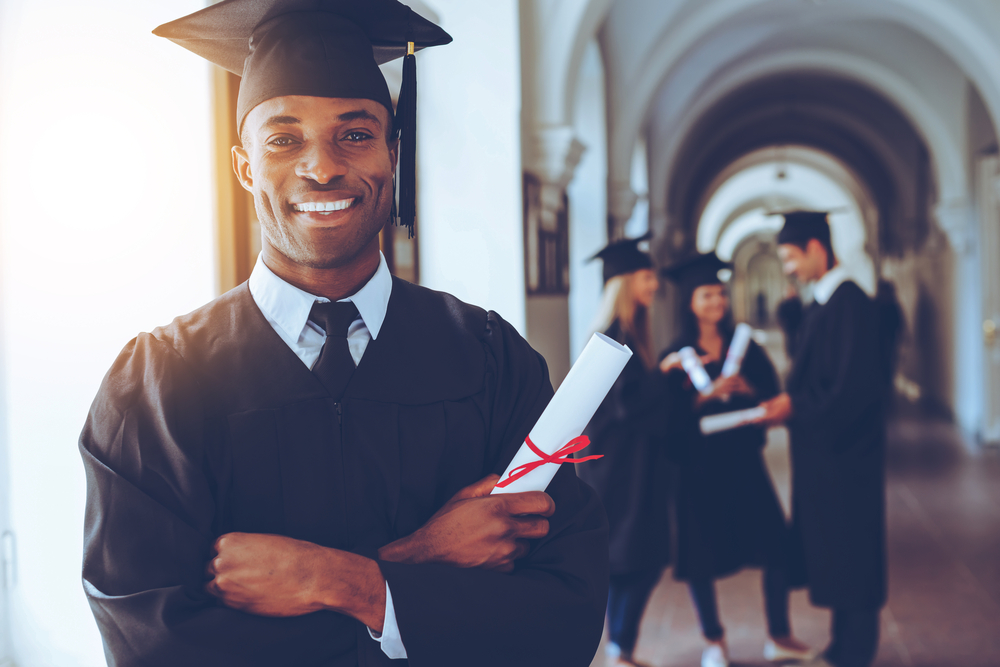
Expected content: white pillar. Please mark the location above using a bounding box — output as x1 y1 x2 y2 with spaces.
416 0 526 332
935 198 982 435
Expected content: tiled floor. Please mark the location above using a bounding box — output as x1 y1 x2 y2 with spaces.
591 419 1000 667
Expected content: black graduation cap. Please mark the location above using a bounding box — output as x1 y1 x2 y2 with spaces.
589 235 654 283
154 0 453 236
660 252 731 295
776 210 832 247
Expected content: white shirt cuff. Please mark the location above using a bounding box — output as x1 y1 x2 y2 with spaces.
367 581 408 659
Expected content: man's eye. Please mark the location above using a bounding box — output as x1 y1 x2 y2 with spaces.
267 137 297 147
344 131 373 142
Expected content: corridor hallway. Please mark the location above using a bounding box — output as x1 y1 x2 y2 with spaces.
592 419 1000 667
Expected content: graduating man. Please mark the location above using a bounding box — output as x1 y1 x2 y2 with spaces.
755 212 886 667
79 1 609 665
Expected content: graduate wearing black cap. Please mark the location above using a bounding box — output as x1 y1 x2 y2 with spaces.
79 2 608 665
578 237 672 666
756 212 886 667
658 252 812 667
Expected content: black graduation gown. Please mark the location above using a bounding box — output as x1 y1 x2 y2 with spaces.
786 280 887 610
777 296 805 359
577 321 671 576
662 337 791 582
80 278 609 667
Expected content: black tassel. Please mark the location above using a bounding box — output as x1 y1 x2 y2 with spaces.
396 48 417 238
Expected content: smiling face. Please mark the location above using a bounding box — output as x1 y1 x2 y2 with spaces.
777 239 827 283
690 283 728 326
233 96 398 270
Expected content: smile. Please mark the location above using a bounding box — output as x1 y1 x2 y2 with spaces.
292 199 355 213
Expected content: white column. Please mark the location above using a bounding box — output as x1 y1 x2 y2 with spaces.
936 198 982 435
978 157 1000 443
416 0 526 332
607 182 639 240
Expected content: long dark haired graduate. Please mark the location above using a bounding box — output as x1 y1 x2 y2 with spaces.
659 252 813 667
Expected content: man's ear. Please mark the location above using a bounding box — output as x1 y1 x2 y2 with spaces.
806 238 828 266
232 146 253 192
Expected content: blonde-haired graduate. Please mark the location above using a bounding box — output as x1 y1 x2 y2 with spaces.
579 237 680 667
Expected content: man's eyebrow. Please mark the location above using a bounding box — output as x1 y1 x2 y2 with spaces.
261 115 301 129
337 109 383 127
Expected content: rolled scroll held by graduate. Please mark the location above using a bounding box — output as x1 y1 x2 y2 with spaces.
78 2 611 665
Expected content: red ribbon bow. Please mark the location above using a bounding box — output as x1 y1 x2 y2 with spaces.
494 435 603 489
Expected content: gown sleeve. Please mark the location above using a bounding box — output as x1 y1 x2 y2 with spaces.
80 334 350 667
377 312 610 667
788 286 881 433
741 340 780 401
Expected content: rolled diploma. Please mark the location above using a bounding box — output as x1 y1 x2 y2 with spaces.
699 406 767 435
679 346 713 395
492 333 633 495
721 323 753 378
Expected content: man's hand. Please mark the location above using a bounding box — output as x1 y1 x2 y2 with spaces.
206 533 387 631
754 392 793 425
378 474 555 573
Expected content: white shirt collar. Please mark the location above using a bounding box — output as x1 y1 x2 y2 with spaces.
248 252 392 341
812 264 851 306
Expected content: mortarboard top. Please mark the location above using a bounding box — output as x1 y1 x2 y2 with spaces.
776 210 832 247
154 0 453 235
660 251 731 295
589 235 654 284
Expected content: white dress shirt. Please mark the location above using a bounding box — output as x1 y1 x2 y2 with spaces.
247 252 408 660
812 264 852 306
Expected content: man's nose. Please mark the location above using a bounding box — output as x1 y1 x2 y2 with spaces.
295 142 347 184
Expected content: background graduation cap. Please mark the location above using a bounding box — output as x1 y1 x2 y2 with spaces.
589 234 654 284
774 209 833 247
660 251 732 295
154 0 453 236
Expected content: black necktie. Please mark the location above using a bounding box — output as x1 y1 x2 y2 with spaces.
309 301 359 399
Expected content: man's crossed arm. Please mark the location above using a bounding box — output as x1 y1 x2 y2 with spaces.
205 474 555 631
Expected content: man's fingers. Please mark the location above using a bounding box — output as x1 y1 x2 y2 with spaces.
453 474 502 501
512 516 550 540
204 557 219 579
501 491 556 518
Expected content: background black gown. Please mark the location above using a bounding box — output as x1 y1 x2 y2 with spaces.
80 278 609 667
786 281 887 611
661 337 792 582
578 320 672 576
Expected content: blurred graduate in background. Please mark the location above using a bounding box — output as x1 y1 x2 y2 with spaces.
756 212 886 667
579 237 675 667
659 253 812 667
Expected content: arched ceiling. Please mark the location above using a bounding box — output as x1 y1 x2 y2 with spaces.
586 0 1000 240
664 72 931 257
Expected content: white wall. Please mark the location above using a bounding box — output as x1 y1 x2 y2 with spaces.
0 0 216 664
416 0 526 333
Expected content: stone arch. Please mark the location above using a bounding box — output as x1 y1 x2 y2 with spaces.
610 0 1000 223
650 49 968 236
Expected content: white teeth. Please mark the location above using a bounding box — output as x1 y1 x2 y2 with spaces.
293 199 354 213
